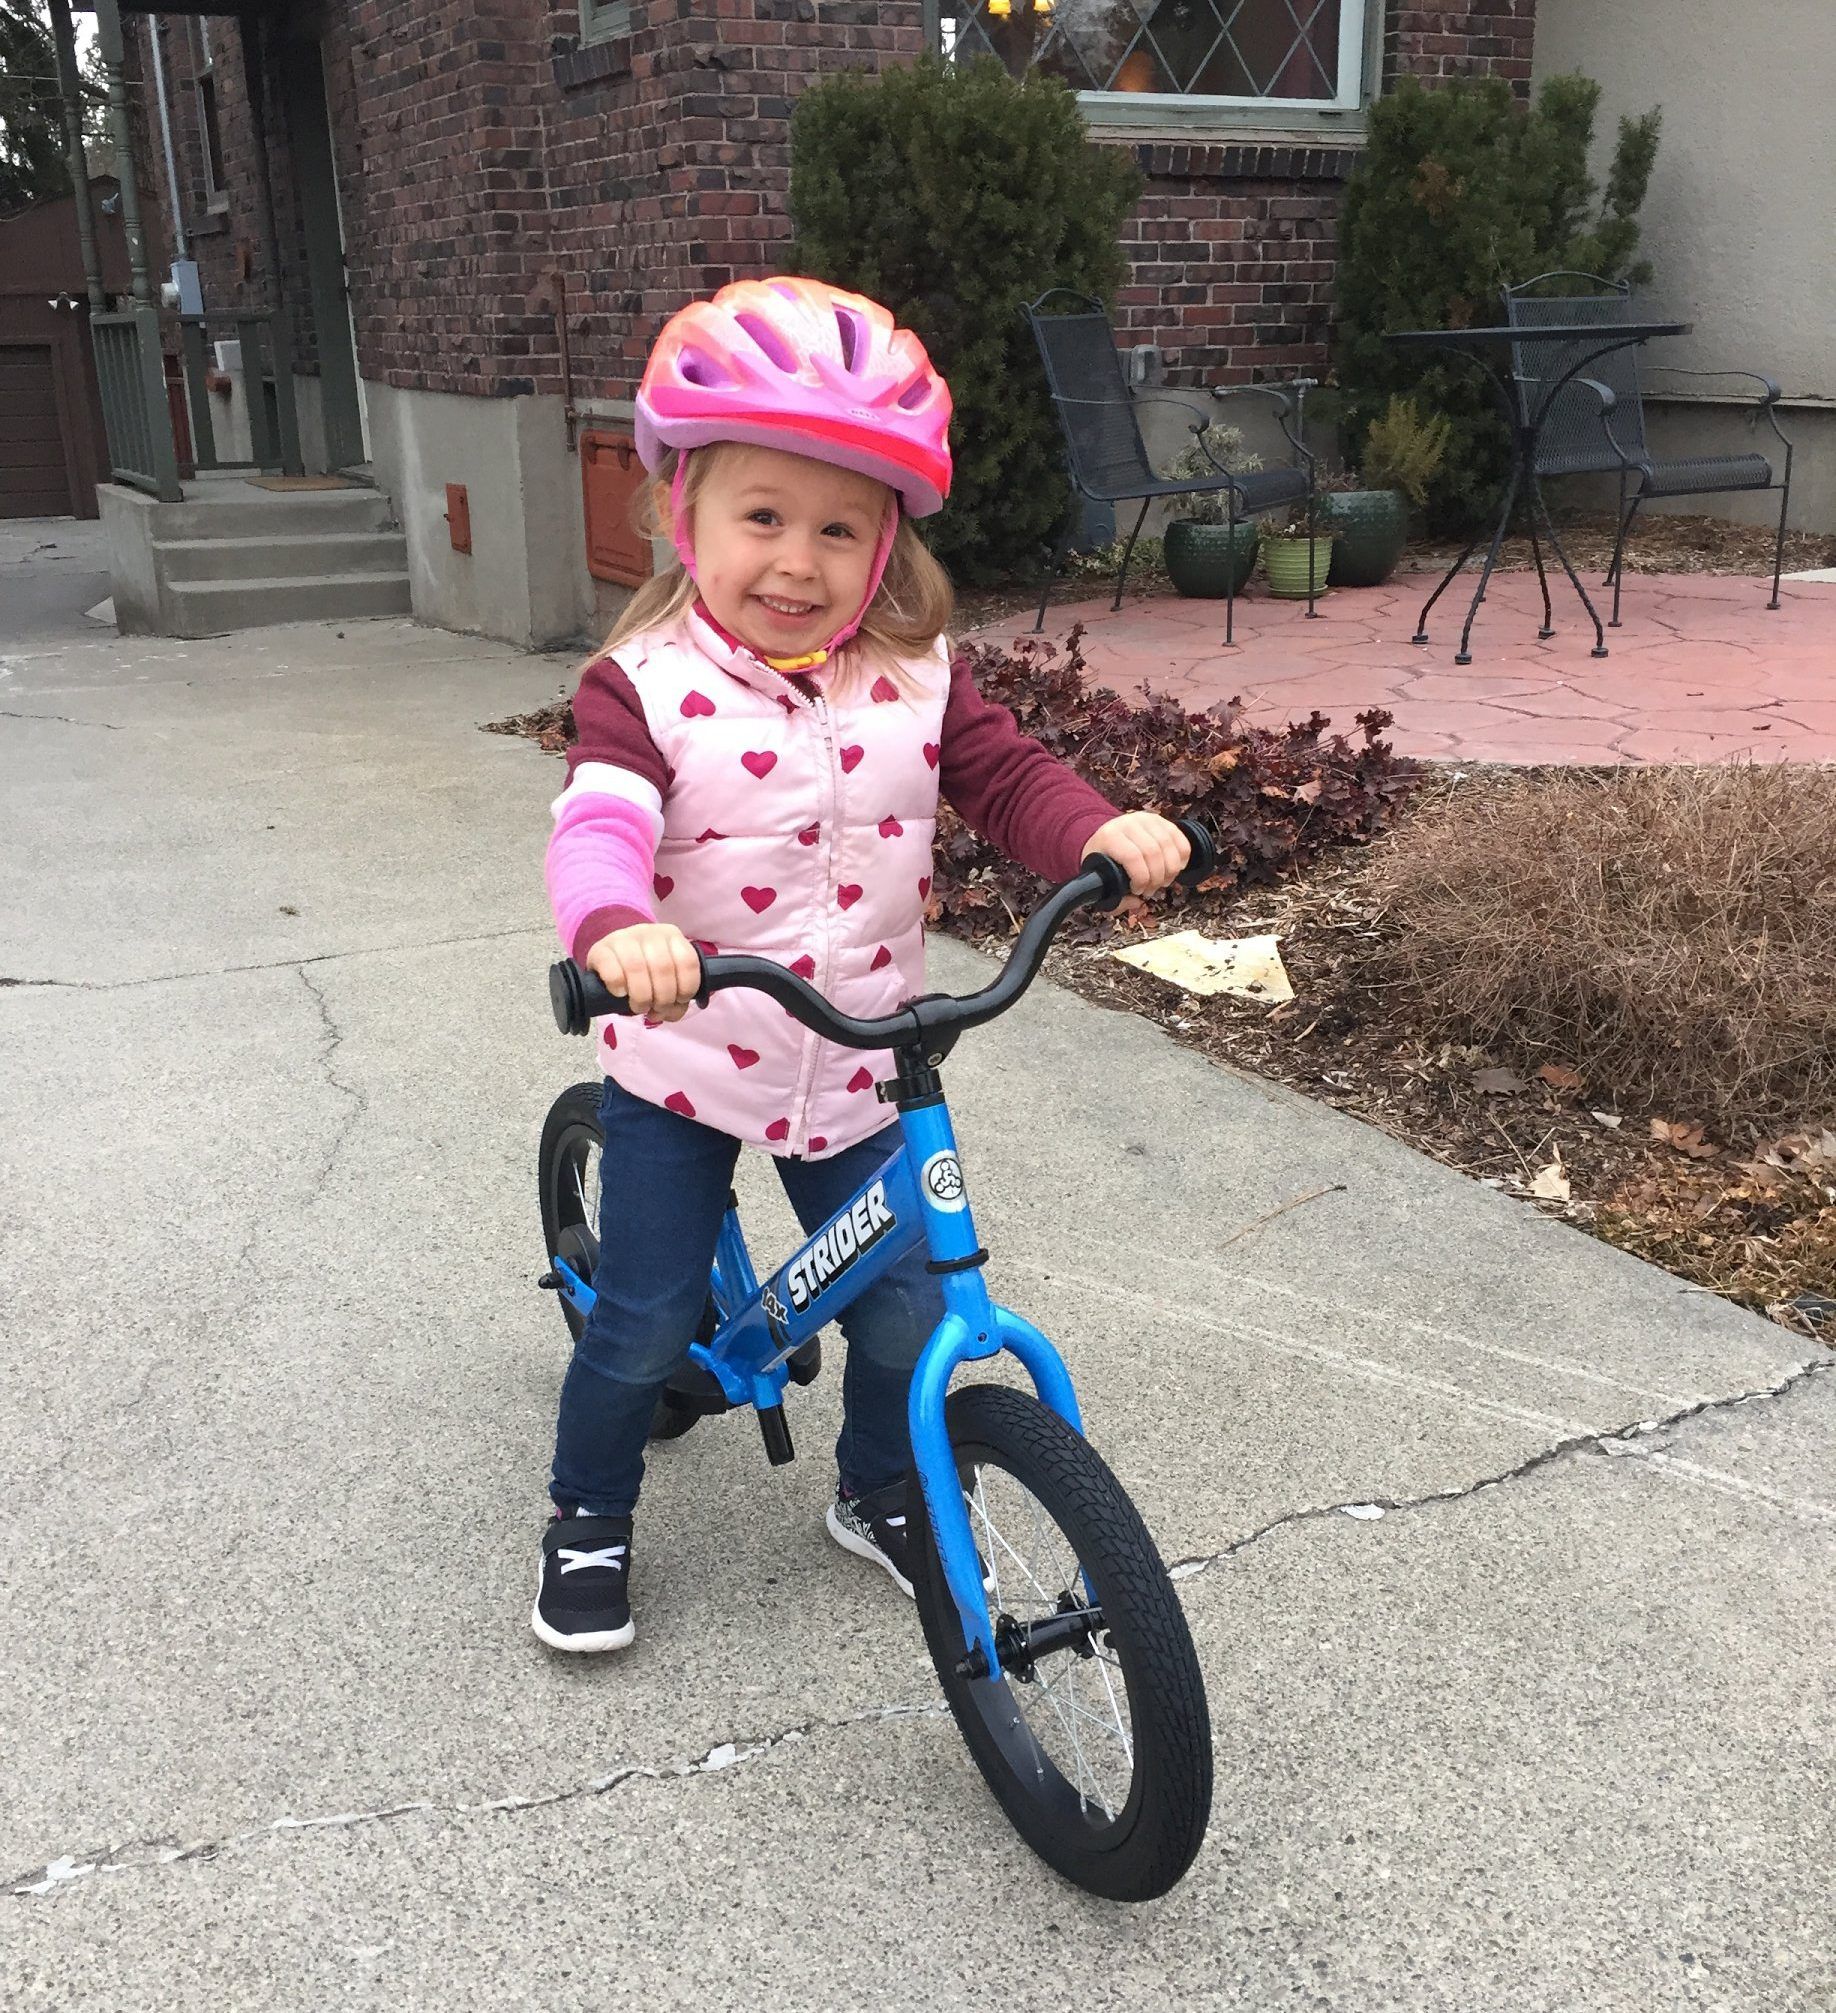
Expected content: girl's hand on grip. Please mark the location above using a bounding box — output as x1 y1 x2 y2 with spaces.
586 923 702 1022
1084 812 1192 897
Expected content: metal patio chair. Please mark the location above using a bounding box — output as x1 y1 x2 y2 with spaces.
1023 290 1317 644
1503 272 1796 625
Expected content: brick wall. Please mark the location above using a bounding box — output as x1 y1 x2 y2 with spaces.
134 0 1534 410
135 15 319 365
1118 144 1358 390
1385 2 1535 93
537 0 927 403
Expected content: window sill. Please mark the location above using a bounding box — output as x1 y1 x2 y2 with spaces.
1081 95 1365 145
555 30 631 87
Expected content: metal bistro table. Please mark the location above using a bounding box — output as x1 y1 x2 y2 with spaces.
1387 320 1690 663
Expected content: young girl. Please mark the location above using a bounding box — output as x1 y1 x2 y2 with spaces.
536 277 1190 1652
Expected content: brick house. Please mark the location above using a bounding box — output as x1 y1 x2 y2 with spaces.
75 0 1544 644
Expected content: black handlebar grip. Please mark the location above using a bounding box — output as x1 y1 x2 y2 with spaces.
1174 817 1218 890
550 950 715 1033
549 958 629 1033
1084 852 1133 912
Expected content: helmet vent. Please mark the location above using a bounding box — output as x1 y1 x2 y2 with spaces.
834 306 865 373
735 311 799 374
897 373 932 411
677 344 730 388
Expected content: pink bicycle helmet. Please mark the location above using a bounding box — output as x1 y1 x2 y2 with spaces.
635 278 953 518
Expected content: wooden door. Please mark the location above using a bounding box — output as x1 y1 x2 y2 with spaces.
0 344 76 518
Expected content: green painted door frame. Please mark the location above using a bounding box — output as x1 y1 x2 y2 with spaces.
280 42 365 471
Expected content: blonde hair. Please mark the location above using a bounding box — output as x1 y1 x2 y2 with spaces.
599 445 954 692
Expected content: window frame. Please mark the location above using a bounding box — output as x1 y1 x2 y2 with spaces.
579 0 633 47
929 0 1381 139
193 17 229 212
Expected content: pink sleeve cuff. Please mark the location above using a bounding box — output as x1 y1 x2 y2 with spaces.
546 787 659 961
571 903 653 964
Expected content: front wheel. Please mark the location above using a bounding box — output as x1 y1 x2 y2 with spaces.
907 1384 1212 1902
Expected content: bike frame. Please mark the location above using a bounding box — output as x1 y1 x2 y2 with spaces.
550 1093 1082 1677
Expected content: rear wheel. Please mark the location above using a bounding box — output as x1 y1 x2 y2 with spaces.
536 1083 706 1444
538 1084 603 1346
907 1384 1212 1902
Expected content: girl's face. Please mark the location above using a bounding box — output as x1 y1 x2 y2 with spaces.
684 444 890 660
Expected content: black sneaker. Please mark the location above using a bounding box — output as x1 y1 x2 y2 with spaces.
533 1513 635 1652
826 1483 917 1597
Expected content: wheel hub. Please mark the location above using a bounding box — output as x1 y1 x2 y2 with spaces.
993 1592 1103 1683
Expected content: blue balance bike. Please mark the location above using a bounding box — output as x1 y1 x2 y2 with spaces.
538 826 1215 1901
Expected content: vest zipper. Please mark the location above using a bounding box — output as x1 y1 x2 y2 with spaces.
788 686 839 1157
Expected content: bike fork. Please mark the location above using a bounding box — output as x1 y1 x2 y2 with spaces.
908 1274 1084 1679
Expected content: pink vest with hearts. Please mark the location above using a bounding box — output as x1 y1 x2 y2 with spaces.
599 610 948 1159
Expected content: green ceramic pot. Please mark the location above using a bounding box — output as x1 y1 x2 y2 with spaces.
1318 488 1410 588
1163 516 1260 598
1259 532 1336 600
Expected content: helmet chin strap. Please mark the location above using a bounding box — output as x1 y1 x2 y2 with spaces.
669 449 900 674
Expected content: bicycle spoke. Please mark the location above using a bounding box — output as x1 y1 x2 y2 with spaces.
957 1457 1138 1825
971 1476 1067 1609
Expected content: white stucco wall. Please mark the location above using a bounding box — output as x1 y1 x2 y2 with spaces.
1533 0 1835 530
366 383 598 652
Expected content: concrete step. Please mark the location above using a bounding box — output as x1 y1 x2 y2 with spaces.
165 571 413 636
156 487 400 541
153 530 410 584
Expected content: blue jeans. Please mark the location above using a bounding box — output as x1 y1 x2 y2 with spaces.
550 1076 945 1518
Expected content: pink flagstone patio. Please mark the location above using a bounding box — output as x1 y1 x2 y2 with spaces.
966 569 1836 765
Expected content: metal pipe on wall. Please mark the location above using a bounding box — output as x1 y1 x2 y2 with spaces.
146 17 190 262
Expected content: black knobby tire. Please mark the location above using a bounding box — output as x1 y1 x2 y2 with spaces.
907 1384 1212 1902
538 1082 605 1346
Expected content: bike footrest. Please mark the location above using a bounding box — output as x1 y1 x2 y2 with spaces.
663 1361 733 1415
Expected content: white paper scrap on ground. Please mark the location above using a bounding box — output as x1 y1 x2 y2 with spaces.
1111 930 1295 1004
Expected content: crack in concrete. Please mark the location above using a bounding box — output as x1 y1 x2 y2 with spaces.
296 966 368 1191
1164 1353 1836 1586
8 1364 1829 1904
0 925 551 996
0 708 122 730
6 1701 947 1901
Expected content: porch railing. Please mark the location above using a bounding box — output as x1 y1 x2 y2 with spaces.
176 311 304 477
89 305 305 499
91 305 182 502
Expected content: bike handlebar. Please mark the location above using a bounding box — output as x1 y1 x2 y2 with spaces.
549 818 1217 1054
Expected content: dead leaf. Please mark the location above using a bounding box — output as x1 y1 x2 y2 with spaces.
1759 1131 1836 1174
1651 1118 1718 1160
1589 1109 1623 1130
1529 1156 1571 1202
1471 1066 1527 1095
1536 1061 1585 1094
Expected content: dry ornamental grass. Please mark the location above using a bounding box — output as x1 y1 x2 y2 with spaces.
1361 764 1836 1137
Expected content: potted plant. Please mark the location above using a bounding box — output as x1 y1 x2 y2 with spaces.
1160 424 1263 599
1257 474 1346 600
1319 397 1452 588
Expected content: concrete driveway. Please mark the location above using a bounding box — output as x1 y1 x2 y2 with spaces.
2 577 1832 2010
